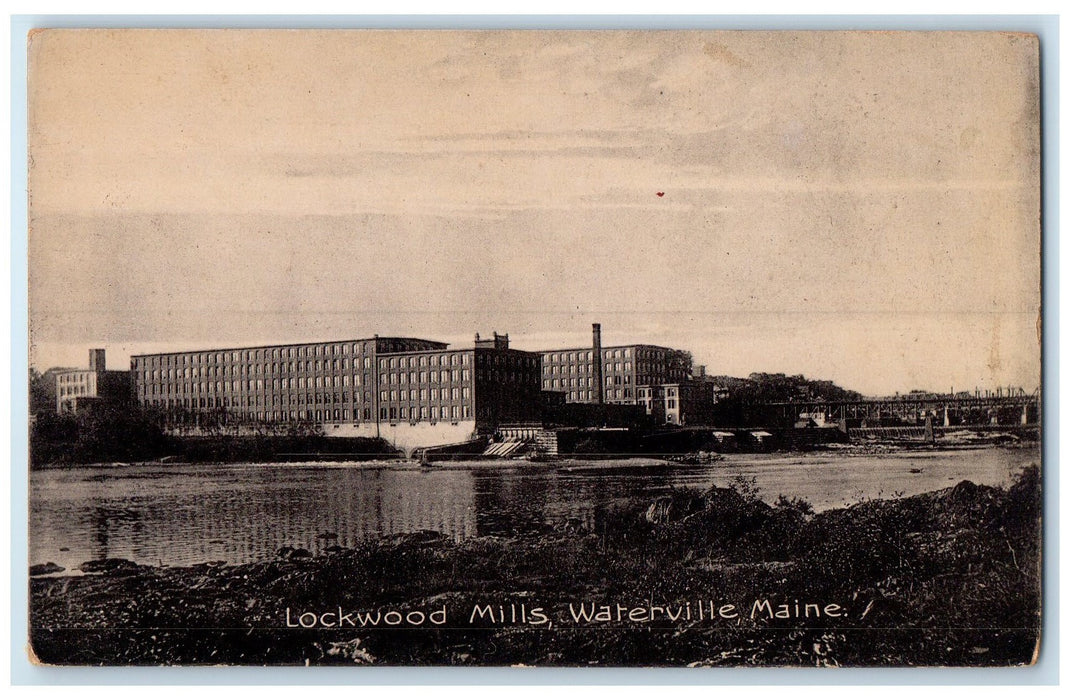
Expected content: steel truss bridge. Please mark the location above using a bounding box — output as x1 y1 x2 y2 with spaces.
760 391 1040 428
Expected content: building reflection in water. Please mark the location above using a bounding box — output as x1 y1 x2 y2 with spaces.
31 465 482 569
31 465 683 570
30 451 1028 572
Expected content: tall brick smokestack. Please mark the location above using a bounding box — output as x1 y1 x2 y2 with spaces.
592 323 604 405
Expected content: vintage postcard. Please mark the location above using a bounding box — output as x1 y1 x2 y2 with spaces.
27 29 1041 667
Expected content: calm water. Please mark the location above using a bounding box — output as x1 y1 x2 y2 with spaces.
29 447 1038 572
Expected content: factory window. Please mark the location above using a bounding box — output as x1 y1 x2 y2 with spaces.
399 407 406 419
462 355 470 365
463 406 470 418
430 407 438 420
390 390 397 401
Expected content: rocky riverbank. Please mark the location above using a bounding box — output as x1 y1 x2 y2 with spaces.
30 465 1041 667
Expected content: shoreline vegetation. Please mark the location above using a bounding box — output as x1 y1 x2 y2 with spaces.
30 404 1035 469
30 465 1040 667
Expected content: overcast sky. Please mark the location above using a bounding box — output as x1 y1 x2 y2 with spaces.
27 30 1040 396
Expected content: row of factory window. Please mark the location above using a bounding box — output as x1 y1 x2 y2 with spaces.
545 361 633 375
544 348 634 363
56 372 93 385
640 398 678 408
135 342 376 367
565 388 634 401
142 375 371 395
142 384 474 405
381 387 470 402
636 387 680 398
546 375 634 390
144 396 473 425
381 369 470 385
151 403 373 423
146 393 369 408
380 353 474 369
58 384 91 397
139 357 376 382
380 405 470 422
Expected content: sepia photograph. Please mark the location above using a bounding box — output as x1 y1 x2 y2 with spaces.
25 28 1042 667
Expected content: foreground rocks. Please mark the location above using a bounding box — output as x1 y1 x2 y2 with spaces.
30 467 1041 667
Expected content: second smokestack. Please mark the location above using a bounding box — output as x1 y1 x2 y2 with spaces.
593 323 604 405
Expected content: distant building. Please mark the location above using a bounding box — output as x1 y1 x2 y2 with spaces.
31 367 74 415
637 379 723 426
54 349 131 415
540 325 726 426
540 343 692 405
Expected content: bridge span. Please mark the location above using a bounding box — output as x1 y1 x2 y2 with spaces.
760 391 1040 428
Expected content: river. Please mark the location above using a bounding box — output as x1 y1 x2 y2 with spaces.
29 446 1038 572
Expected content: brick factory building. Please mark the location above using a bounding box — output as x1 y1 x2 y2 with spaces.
540 325 722 426
54 349 131 415
540 343 691 406
130 333 541 454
